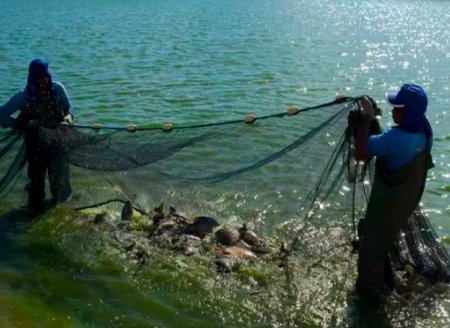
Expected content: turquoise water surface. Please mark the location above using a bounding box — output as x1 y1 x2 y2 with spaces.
1 0 449 327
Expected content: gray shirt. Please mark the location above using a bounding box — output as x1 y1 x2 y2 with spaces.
0 81 73 128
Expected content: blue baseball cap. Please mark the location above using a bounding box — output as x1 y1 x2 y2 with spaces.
386 83 432 137
386 84 428 113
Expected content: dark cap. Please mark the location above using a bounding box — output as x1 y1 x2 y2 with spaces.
386 83 432 137
28 58 51 81
386 84 428 114
26 58 53 100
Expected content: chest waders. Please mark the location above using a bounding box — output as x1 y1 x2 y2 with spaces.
22 99 72 210
356 151 433 296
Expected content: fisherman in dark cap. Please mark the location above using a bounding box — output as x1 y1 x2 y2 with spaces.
354 84 434 297
0 58 74 212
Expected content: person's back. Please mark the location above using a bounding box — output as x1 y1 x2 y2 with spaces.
354 84 433 297
367 126 428 173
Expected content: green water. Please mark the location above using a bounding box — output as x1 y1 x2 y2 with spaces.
1 0 450 327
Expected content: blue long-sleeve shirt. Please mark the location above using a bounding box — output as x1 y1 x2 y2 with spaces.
0 81 73 128
367 127 431 173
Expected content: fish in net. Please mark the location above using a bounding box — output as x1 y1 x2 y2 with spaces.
0 95 448 292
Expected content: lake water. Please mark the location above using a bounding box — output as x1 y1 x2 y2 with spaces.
1 0 449 327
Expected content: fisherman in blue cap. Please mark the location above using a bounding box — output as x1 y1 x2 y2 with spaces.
354 84 433 297
0 58 74 212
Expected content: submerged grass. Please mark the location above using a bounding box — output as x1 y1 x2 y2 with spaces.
0 205 449 327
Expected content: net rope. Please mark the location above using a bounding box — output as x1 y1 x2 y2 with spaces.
0 95 449 287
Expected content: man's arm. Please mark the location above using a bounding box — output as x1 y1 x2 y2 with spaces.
54 81 73 125
354 97 375 161
0 91 28 128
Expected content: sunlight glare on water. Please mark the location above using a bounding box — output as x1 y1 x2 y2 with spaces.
0 0 450 327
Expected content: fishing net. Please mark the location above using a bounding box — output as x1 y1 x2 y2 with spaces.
0 96 449 290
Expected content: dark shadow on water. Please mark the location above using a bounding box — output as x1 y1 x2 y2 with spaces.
0 200 64 273
0 200 56 247
0 203 153 327
1 205 44 240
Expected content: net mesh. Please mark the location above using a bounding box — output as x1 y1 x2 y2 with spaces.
0 96 449 288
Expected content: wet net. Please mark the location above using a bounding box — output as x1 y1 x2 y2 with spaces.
0 96 449 288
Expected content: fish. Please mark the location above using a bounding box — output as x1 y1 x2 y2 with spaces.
121 200 133 221
213 255 240 273
216 246 257 260
238 224 270 254
215 227 240 246
183 216 220 239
